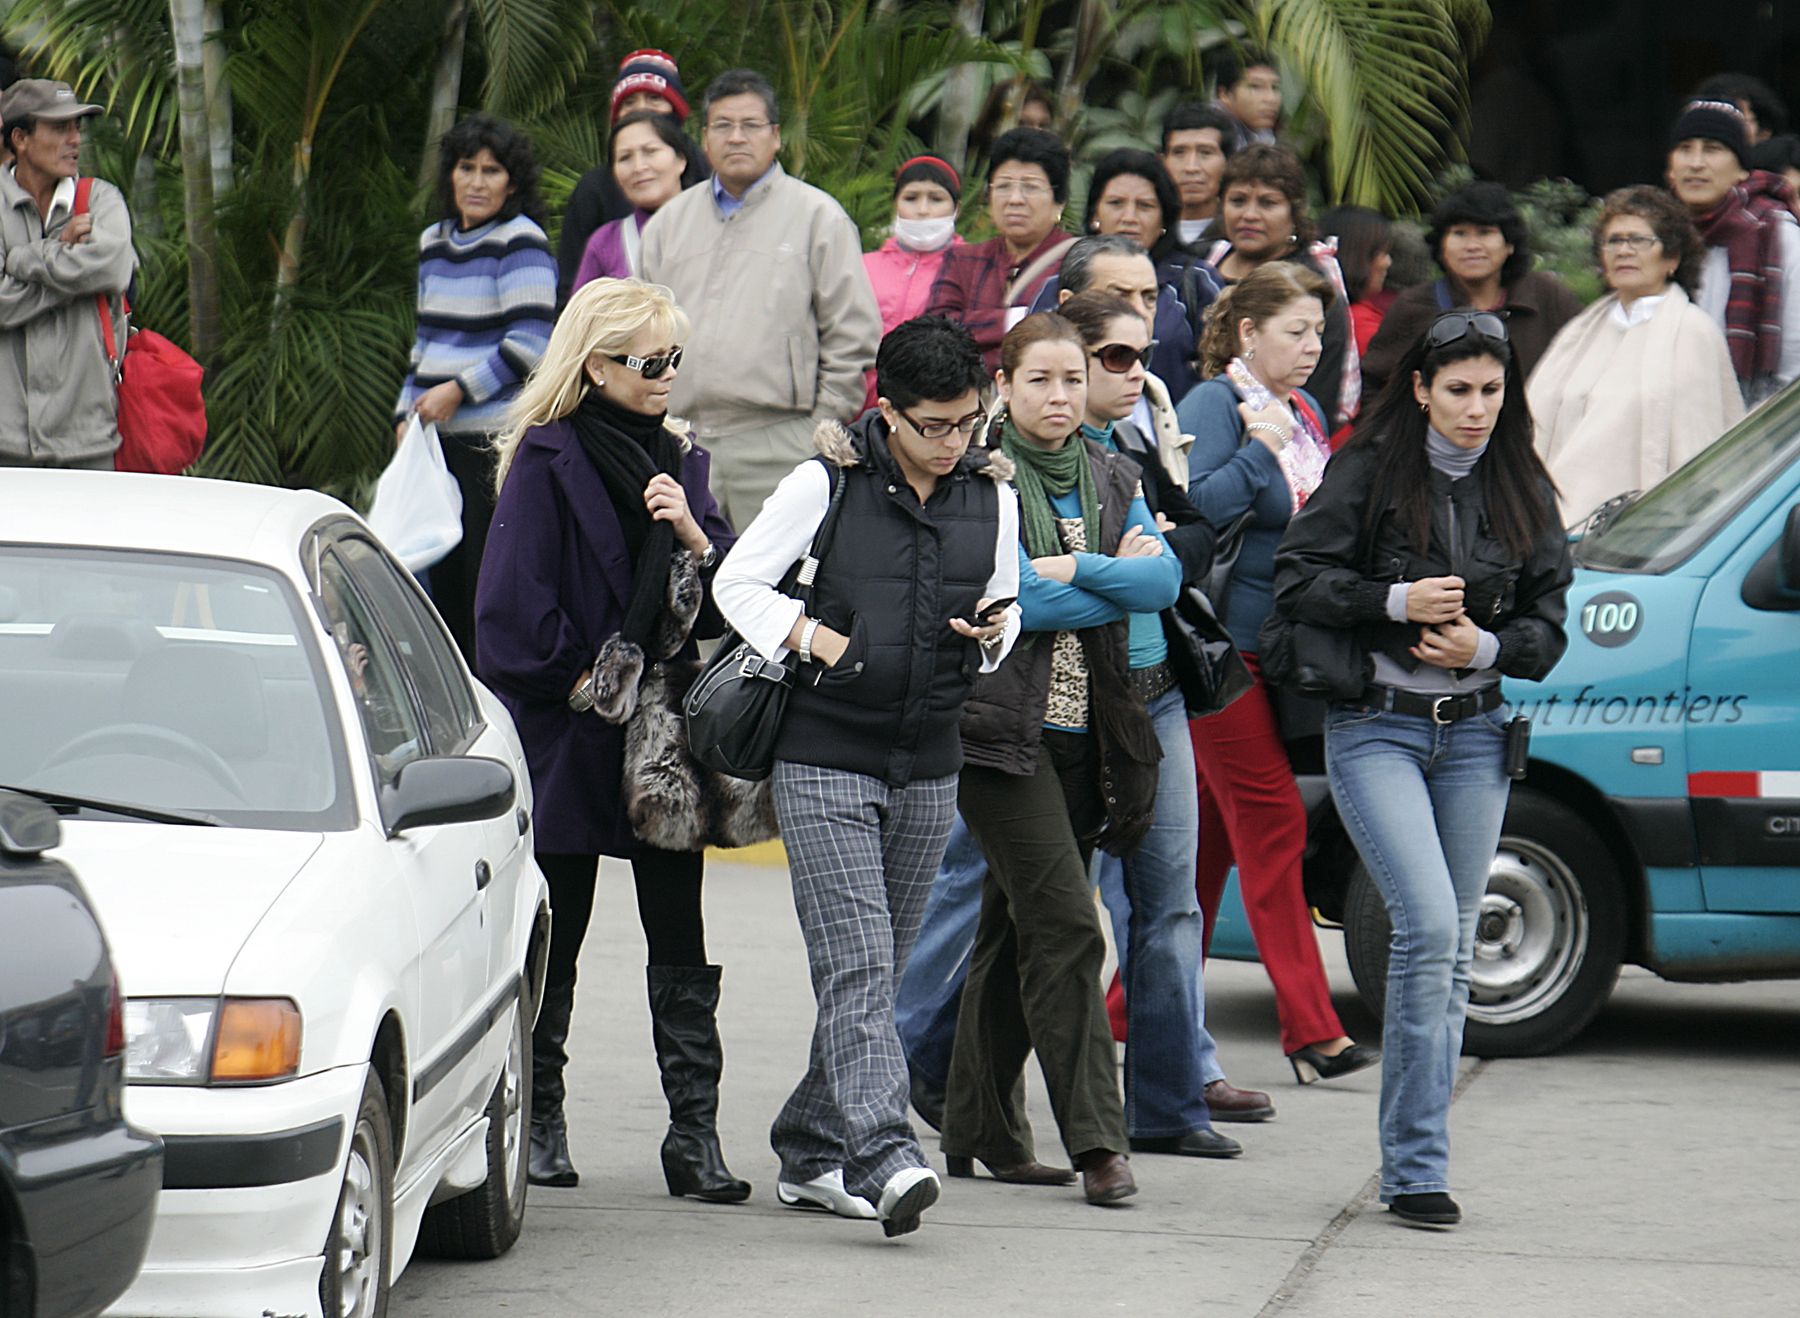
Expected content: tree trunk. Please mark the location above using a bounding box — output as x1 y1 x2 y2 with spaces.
934 0 986 173
168 0 221 364
202 0 233 199
419 0 469 194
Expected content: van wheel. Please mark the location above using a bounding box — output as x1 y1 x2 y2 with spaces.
320 1068 393 1318
417 991 530 1259
1341 787 1626 1058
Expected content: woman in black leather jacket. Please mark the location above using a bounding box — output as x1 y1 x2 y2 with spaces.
1265 311 1572 1231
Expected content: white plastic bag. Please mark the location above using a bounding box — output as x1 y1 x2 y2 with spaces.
367 416 464 572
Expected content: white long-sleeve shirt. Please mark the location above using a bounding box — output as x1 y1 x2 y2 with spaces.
714 457 1021 671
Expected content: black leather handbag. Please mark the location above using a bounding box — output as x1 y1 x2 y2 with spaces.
1161 582 1255 718
685 465 846 781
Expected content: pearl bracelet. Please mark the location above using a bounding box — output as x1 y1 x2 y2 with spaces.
1245 420 1291 447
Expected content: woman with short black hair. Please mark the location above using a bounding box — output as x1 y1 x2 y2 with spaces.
396 112 556 665
1362 181 1583 396
1266 311 1572 1230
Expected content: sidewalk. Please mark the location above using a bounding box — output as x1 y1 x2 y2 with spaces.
397 856 1797 1317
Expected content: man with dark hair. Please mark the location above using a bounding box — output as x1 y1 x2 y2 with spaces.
641 68 880 531
555 48 709 305
1161 100 1236 246
1695 72 1788 145
926 125 1074 373
714 315 1019 1236
1667 98 1800 404
1 79 136 467
1209 47 1281 152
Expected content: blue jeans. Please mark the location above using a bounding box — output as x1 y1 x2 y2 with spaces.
894 814 985 1091
1324 700 1510 1201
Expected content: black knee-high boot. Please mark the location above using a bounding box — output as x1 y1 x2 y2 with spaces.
528 976 578 1187
647 965 751 1203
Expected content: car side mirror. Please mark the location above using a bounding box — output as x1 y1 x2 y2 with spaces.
382 757 515 836
0 790 61 856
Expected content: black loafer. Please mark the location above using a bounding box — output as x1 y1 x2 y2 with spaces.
1129 1129 1242 1159
1390 1192 1461 1229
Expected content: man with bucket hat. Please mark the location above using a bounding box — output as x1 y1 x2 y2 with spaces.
1 78 137 467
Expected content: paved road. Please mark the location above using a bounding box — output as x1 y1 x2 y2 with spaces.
396 856 1797 1317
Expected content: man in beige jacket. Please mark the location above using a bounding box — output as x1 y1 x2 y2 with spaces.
640 68 880 530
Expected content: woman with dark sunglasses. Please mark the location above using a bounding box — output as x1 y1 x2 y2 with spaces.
1177 262 1379 1088
477 277 751 1203
1264 310 1572 1229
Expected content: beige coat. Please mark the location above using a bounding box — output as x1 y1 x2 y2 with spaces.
639 164 880 440
1527 286 1744 527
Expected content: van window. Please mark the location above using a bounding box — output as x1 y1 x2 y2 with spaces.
1577 386 1800 574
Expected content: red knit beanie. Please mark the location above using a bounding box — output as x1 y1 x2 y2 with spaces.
611 50 689 123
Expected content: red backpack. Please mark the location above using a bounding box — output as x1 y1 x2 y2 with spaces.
73 178 208 474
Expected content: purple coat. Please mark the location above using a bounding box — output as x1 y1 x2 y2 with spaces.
475 418 736 857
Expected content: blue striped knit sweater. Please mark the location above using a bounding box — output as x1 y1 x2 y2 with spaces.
395 213 556 441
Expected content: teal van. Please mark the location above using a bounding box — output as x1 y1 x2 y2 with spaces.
1211 386 1800 1056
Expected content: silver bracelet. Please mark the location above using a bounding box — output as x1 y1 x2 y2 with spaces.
1245 421 1291 447
798 617 820 664
695 542 718 569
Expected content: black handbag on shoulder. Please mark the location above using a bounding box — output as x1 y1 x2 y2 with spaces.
1162 583 1255 718
685 465 847 781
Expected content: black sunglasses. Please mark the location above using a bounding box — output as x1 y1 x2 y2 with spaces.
1091 342 1153 374
608 345 684 379
1424 311 1509 351
898 408 987 441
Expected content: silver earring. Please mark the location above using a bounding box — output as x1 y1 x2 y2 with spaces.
1420 401 1429 414
1244 347 1256 362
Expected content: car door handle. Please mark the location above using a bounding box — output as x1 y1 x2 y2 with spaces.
474 859 492 891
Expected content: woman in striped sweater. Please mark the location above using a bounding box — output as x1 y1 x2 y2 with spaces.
396 113 557 664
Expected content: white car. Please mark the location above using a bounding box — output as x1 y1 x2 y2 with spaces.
0 471 551 1318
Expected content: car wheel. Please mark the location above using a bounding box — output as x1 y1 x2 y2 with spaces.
1341 787 1627 1058
417 990 531 1259
320 1068 394 1318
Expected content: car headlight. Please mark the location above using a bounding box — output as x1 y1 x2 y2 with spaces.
124 997 302 1084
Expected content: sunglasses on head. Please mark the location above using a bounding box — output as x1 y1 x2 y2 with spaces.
1424 311 1509 351
608 346 685 379
1091 342 1153 374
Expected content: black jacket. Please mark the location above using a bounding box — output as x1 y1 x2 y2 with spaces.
1111 419 1216 587
1268 440 1571 696
775 413 1008 786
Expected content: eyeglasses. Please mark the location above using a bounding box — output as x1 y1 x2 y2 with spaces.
608 346 684 378
1601 232 1662 253
1424 311 1509 350
1091 343 1153 374
898 408 987 441
706 119 772 137
989 179 1052 200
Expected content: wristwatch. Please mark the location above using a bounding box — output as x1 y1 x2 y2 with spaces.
798 618 821 664
568 671 597 713
695 542 718 569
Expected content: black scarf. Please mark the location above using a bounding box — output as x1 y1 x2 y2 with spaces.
572 388 681 650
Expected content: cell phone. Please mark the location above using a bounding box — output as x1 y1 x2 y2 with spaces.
966 596 1016 626
1504 715 1531 781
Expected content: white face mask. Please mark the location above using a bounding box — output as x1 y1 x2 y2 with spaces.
893 214 957 253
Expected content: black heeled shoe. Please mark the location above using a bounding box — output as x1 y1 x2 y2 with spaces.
1287 1042 1380 1085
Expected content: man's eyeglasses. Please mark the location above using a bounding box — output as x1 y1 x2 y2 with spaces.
898 408 987 441
1601 232 1662 253
1424 310 1509 351
1091 343 1153 374
706 119 772 137
608 346 684 379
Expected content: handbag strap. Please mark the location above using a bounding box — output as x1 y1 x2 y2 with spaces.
1003 235 1076 308
73 178 128 374
790 459 847 607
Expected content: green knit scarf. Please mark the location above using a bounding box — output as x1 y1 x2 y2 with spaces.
1000 413 1100 559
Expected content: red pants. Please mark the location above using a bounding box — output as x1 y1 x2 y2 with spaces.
1190 657 1344 1055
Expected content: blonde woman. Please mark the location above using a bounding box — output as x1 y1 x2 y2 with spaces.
476 278 747 1201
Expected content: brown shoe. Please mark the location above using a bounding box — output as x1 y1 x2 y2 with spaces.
944 1155 1075 1186
1077 1151 1138 1206
1204 1079 1276 1123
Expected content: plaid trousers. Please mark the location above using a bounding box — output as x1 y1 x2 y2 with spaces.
769 760 959 1201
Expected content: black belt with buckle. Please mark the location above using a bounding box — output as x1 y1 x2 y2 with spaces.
1129 659 1177 704
1359 684 1503 725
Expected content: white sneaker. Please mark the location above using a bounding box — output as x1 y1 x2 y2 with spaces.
875 1166 940 1238
775 1169 878 1220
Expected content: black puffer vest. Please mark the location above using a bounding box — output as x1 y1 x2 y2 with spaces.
775 414 1006 786
959 438 1142 777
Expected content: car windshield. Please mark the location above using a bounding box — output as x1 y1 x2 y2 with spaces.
1576 383 1800 574
0 547 352 830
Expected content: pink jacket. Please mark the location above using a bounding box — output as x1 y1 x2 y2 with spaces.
860 235 964 408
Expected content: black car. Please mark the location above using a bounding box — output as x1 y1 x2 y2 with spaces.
0 790 162 1318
